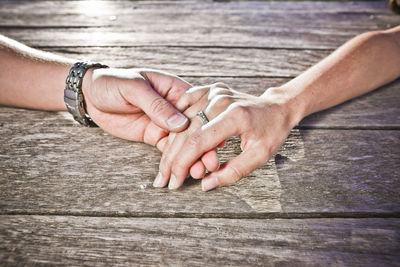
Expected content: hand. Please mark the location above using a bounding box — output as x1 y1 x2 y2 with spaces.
158 83 300 191
82 68 191 150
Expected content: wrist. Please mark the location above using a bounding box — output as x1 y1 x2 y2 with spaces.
82 68 93 99
64 62 108 126
260 86 307 127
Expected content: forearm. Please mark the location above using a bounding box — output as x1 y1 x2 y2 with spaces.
0 35 76 110
264 26 400 125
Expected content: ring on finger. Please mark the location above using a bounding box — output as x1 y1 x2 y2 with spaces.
196 110 209 125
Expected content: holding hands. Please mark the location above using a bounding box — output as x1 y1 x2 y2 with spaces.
3 26 400 192
153 26 400 191
83 69 226 179
155 83 299 191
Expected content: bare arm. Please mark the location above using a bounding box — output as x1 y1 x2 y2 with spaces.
268 26 400 125
157 26 400 191
0 35 73 110
0 35 195 148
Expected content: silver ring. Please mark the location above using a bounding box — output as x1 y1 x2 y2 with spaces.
196 110 209 124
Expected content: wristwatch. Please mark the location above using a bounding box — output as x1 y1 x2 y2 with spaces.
64 62 108 127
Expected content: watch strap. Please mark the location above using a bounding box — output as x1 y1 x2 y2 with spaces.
64 62 108 127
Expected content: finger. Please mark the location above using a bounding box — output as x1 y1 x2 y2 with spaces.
217 140 226 148
175 83 231 111
121 79 189 132
160 88 234 189
190 161 206 179
156 136 168 152
153 169 169 188
158 98 210 189
158 126 193 189
143 121 168 147
189 149 219 179
153 150 212 188
201 149 219 172
201 144 270 191
141 70 192 102
159 116 212 189
87 104 150 142
175 85 210 111
153 131 179 187
169 114 239 188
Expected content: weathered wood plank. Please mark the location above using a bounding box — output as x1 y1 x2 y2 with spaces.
1 19 395 50
1 76 399 128
0 216 399 266
44 46 329 78
0 0 391 16
0 1 397 49
1 2 398 265
1 119 399 216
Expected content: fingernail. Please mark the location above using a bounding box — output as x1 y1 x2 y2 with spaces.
168 174 180 190
153 172 164 188
166 113 188 130
202 174 220 191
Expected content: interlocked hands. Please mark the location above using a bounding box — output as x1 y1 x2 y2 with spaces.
155 83 298 191
84 69 297 191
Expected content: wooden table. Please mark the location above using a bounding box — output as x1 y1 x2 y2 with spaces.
1 1 399 265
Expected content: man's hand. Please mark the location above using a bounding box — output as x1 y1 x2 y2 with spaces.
82 68 191 150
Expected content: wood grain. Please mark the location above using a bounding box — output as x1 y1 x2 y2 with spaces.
1 120 399 216
44 46 330 78
0 1 398 49
1 215 399 266
1 1 400 265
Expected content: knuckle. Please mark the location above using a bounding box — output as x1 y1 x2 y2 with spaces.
227 165 243 183
175 82 190 95
214 82 229 89
160 154 173 172
209 84 232 98
143 131 161 147
169 84 186 100
206 95 233 115
232 105 251 126
234 104 249 117
171 161 188 178
181 93 194 107
187 132 203 149
150 97 171 116
259 144 274 162
219 95 233 107
258 152 270 166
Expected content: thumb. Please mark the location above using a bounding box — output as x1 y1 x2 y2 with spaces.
201 145 270 191
123 80 189 132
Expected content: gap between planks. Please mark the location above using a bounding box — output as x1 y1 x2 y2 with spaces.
2 211 400 220
31 45 333 51
2 120 398 130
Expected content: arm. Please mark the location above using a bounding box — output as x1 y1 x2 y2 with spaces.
270 25 400 125
157 26 400 191
0 34 72 110
0 34 191 147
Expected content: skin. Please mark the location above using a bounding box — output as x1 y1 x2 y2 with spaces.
0 34 219 173
158 26 400 191
0 34 190 144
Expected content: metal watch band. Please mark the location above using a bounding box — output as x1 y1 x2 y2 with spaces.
64 62 108 127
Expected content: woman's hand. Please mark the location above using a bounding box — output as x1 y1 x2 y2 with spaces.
157 83 301 191
83 68 191 150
